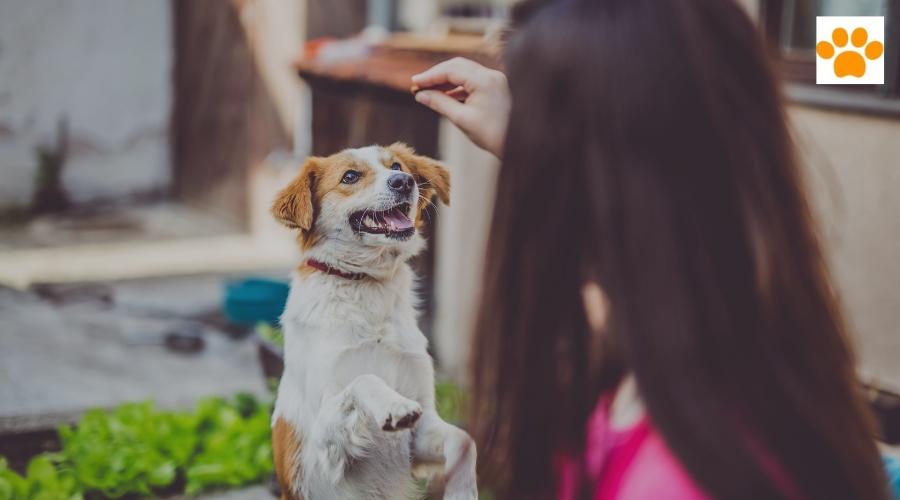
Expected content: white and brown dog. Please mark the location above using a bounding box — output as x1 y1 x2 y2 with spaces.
269 143 477 500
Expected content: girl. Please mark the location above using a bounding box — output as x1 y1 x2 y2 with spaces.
412 0 891 498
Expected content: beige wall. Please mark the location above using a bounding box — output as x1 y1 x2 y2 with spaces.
433 119 500 381
790 106 900 392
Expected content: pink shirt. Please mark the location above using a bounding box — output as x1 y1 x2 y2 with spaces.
557 396 710 500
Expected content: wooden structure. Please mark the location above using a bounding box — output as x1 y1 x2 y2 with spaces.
170 0 290 227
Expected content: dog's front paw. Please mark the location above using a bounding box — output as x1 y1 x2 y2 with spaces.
376 398 422 431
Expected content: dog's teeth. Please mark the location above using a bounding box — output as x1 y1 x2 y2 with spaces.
365 216 375 226
390 221 395 230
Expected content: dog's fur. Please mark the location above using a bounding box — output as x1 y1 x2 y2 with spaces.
270 143 477 500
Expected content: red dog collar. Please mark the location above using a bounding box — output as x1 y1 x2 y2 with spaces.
307 259 367 280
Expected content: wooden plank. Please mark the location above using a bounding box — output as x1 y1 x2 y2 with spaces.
170 0 289 227
307 0 367 40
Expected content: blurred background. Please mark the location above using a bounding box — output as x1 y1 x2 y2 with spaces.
0 0 898 498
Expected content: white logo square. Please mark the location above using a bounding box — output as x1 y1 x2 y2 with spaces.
816 16 885 85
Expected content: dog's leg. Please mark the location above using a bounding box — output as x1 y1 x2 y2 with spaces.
412 411 478 500
309 374 423 483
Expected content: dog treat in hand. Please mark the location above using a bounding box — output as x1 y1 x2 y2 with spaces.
410 82 463 94
411 82 469 102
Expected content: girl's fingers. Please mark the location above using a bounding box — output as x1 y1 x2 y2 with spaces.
412 58 509 158
415 90 470 124
410 82 462 95
411 58 485 93
445 87 469 101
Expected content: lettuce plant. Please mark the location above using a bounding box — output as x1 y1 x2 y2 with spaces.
0 394 272 500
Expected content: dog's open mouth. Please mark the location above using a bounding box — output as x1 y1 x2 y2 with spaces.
349 203 415 237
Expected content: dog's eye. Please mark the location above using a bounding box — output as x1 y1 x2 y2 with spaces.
341 171 361 184
391 162 401 171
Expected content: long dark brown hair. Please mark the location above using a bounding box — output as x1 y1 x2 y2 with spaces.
471 0 889 499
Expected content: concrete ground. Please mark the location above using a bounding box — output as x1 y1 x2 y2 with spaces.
0 270 289 430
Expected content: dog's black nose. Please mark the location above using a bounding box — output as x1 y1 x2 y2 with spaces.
387 173 415 195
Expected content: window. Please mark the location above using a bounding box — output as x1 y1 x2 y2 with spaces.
760 0 900 104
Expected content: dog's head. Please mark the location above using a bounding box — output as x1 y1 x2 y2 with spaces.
272 143 450 264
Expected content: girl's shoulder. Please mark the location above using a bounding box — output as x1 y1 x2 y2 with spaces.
573 385 709 500
610 426 709 500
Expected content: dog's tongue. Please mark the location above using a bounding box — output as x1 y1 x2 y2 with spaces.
383 207 414 230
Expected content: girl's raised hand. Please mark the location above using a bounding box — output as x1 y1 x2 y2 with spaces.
412 58 511 159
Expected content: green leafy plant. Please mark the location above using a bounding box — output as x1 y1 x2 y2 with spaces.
255 322 284 351
182 396 273 495
435 381 469 424
0 394 273 500
0 456 82 500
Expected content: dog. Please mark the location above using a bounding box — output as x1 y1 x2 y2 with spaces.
269 143 478 500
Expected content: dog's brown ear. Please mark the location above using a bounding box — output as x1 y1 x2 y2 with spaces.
413 156 451 206
388 142 451 205
272 158 317 230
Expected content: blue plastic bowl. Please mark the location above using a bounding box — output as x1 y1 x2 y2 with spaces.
886 455 900 499
224 278 290 324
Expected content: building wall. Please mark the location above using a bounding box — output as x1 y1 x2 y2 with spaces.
0 0 172 207
790 105 900 392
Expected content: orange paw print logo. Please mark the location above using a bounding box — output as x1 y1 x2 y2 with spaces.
817 27 883 78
